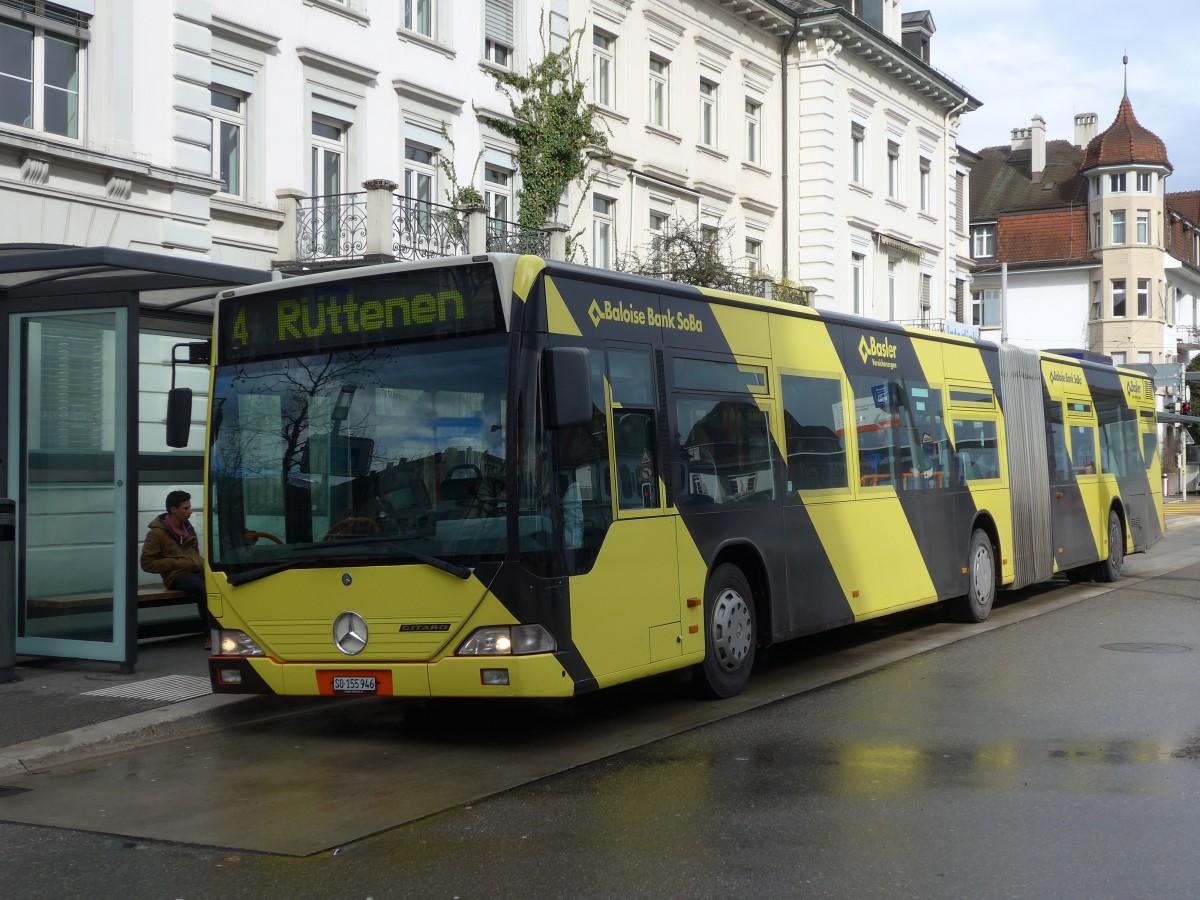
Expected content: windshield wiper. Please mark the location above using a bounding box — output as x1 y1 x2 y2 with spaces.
306 534 473 579
224 536 472 587
227 561 298 587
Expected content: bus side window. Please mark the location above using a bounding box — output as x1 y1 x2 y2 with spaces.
615 410 658 509
1069 424 1096 476
781 374 847 492
1045 402 1069 482
953 419 999 482
608 349 660 511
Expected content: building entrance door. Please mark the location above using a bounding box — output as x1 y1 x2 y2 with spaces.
7 309 130 662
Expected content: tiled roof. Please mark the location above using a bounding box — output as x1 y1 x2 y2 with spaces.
1080 94 1171 172
997 210 1091 265
969 140 1089 221
1167 190 1200 226
1166 191 1200 268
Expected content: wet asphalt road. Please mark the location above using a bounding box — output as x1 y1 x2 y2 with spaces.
4 525 1200 898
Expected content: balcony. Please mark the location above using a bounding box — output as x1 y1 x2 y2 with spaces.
276 180 562 273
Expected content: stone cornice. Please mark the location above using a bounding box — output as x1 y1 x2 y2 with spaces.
793 11 980 114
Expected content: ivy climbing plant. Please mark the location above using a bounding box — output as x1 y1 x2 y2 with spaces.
482 20 610 237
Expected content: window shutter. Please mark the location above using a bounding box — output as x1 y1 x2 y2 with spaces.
955 279 964 322
484 0 513 46
955 173 965 232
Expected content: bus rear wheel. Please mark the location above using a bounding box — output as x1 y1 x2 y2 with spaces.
693 563 757 699
948 529 996 623
1091 510 1124 583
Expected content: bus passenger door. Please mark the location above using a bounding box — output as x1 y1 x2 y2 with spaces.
1064 398 1103 564
571 346 681 678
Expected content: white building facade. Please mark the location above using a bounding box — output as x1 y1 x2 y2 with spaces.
0 0 977 307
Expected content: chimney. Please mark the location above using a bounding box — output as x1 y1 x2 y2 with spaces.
1031 114 1046 181
1074 113 1098 149
1011 126 1031 152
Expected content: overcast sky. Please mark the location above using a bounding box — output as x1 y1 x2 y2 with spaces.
927 0 1200 193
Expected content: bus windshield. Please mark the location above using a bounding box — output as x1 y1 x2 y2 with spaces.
207 334 510 572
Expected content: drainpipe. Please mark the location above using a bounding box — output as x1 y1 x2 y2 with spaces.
781 16 801 278
944 96 970 322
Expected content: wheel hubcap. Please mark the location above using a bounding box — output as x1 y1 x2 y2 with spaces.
972 545 994 605
1110 524 1122 568
711 588 752 672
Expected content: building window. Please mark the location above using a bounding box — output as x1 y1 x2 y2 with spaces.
745 99 760 164
1137 172 1152 192
851 123 865 184
919 157 931 212
920 273 932 320
698 79 716 147
1137 278 1150 317
648 211 668 271
972 224 995 259
1111 351 1126 366
592 29 614 107
310 117 346 253
0 18 81 138
484 165 511 223
1137 210 1150 245
887 259 898 320
404 142 437 233
887 140 900 199
210 88 244 197
1093 213 1102 249
1109 172 1126 193
1112 278 1127 317
484 0 513 67
1092 176 1100 196
404 0 433 37
648 55 669 129
745 238 762 274
593 195 614 269
1111 210 1126 245
1138 351 1152 364
972 289 1001 327
852 252 865 315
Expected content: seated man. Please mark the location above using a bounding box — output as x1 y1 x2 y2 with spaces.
140 490 212 649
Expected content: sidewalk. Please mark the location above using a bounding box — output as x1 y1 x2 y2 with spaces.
0 636 303 778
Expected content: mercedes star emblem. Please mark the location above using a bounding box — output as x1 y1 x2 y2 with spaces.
332 611 368 656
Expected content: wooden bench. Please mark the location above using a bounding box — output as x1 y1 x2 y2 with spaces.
28 586 204 639
30 585 190 610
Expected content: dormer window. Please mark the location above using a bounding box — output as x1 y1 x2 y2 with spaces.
972 224 995 259
1109 173 1126 193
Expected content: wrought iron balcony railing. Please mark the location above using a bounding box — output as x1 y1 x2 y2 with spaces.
486 217 551 256
287 186 556 267
296 192 367 262
392 197 468 261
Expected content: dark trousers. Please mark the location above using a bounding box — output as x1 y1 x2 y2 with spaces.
171 573 215 629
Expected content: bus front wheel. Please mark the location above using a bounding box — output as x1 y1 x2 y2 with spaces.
693 563 757 699
1091 510 1124 583
949 529 996 623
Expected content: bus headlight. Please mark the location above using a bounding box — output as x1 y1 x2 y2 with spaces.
457 625 556 656
216 630 266 657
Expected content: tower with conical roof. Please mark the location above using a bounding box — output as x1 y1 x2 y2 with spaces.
1080 58 1172 360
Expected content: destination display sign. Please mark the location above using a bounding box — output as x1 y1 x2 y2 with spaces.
217 263 503 363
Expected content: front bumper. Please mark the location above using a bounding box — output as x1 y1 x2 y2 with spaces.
208 651 576 698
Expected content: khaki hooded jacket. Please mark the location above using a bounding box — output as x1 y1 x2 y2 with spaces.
140 513 203 589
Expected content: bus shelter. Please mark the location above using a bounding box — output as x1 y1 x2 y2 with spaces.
0 244 271 671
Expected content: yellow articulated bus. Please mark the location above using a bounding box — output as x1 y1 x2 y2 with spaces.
177 254 1163 699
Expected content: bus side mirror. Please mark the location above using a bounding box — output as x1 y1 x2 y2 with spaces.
544 347 593 429
166 388 193 448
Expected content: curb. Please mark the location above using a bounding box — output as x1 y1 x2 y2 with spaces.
0 694 317 779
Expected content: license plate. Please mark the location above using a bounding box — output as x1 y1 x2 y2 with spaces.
331 676 377 694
